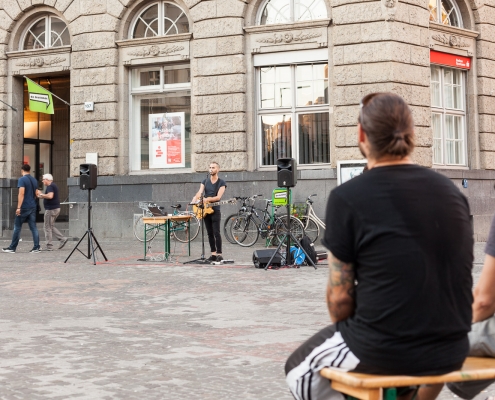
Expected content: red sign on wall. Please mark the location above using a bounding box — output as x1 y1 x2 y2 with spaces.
430 50 471 69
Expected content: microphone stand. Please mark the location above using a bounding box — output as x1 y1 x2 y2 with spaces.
184 172 210 265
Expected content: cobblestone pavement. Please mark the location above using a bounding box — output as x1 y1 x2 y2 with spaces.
0 236 493 399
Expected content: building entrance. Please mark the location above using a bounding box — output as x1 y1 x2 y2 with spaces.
23 75 70 222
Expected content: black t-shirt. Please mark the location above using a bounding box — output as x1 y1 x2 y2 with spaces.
201 178 227 211
44 183 60 210
323 164 473 375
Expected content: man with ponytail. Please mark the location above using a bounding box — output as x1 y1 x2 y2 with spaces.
285 93 473 400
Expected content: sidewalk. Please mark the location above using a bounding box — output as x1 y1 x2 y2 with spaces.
0 236 491 399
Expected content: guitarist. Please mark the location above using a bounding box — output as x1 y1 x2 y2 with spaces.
191 162 227 263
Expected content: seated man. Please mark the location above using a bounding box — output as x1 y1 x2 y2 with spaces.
285 93 474 400
443 216 495 400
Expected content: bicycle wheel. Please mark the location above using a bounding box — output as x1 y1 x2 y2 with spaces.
134 215 158 242
274 215 305 246
231 214 259 247
300 217 320 243
223 213 239 244
172 214 200 243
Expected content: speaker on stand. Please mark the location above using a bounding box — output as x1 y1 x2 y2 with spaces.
264 158 316 270
65 163 108 265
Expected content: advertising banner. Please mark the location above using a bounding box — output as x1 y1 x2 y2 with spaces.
26 77 54 114
430 50 471 69
149 112 185 168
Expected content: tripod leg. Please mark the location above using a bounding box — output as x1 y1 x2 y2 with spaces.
64 231 89 263
288 233 317 270
88 229 97 265
265 234 287 270
89 231 108 261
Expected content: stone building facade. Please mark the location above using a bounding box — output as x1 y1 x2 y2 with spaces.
0 0 495 240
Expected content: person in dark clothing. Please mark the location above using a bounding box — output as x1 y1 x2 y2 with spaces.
285 93 473 400
37 173 68 251
191 162 227 263
2 164 40 253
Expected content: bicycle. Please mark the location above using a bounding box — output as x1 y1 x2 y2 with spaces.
133 202 200 243
230 199 305 247
223 195 263 244
298 194 326 243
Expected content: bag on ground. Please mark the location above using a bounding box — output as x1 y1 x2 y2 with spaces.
300 235 317 265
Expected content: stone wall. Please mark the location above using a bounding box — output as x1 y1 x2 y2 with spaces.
332 0 432 166
475 0 495 169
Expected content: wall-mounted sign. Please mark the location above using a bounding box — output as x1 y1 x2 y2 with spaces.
337 160 367 185
149 112 185 169
430 50 471 69
84 102 94 111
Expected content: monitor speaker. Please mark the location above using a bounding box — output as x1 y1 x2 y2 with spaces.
79 163 97 190
252 249 282 269
277 158 297 188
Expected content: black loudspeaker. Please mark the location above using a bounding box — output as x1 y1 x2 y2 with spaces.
277 158 297 188
253 249 282 269
79 163 97 190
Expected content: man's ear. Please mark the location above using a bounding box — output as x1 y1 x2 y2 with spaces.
358 123 366 144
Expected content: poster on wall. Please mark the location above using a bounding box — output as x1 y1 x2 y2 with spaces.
149 112 185 169
337 160 367 185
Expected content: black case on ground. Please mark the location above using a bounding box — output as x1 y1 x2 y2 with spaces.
252 249 282 268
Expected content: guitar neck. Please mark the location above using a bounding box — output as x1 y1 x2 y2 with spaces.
206 199 231 207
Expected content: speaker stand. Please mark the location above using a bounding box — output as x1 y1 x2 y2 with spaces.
264 187 317 270
65 189 108 265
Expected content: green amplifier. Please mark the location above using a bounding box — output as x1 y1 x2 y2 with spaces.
272 188 291 206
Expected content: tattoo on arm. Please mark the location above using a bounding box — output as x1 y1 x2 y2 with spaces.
327 254 356 322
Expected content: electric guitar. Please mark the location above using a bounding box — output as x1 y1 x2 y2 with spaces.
192 198 237 219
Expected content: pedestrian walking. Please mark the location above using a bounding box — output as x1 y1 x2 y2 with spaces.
37 173 68 251
2 164 41 253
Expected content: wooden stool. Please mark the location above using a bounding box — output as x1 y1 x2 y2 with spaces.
320 357 495 400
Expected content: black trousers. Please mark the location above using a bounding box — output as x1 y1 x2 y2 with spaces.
204 211 222 253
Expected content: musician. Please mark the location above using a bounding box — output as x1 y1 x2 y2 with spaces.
192 162 227 263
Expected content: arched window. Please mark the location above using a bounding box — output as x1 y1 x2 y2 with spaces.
429 0 462 27
21 16 69 50
130 1 189 39
258 0 327 25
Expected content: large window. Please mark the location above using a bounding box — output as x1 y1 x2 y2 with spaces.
429 0 462 27
431 66 467 166
258 0 327 25
130 1 189 38
21 16 69 50
130 64 191 171
258 63 329 166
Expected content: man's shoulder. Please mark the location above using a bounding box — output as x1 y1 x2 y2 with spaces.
47 183 57 192
18 175 31 187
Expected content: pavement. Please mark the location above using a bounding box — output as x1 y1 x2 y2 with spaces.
0 233 493 399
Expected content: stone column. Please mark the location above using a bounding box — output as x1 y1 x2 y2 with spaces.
475 1 495 169
332 0 432 166
67 1 122 176
189 0 248 172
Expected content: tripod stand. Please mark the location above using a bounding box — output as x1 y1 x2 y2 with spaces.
184 173 210 265
265 187 317 270
65 189 107 265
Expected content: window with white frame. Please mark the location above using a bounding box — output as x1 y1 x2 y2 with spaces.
429 0 462 27
258 0 327 25
431 65 467 166
21 15 70 50
130 1 189 39
258 63 329 166
130 64 191 171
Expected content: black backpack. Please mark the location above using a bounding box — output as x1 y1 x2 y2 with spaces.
300 235 317 265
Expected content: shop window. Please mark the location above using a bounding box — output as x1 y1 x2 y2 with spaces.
21 16 69 50
429 0 462 27
431 65 467 166
130 64 191 171
257 63 329 166
258 0 327 25
130 1 189 38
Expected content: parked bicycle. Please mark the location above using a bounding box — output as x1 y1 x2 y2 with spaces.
133 202 200 243
299 194 326 243
223 195 263 244
230 198 305 247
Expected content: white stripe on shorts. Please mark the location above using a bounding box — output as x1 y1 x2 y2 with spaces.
286 332 360 400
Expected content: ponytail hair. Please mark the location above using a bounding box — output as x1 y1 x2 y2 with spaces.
358 93 415 159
